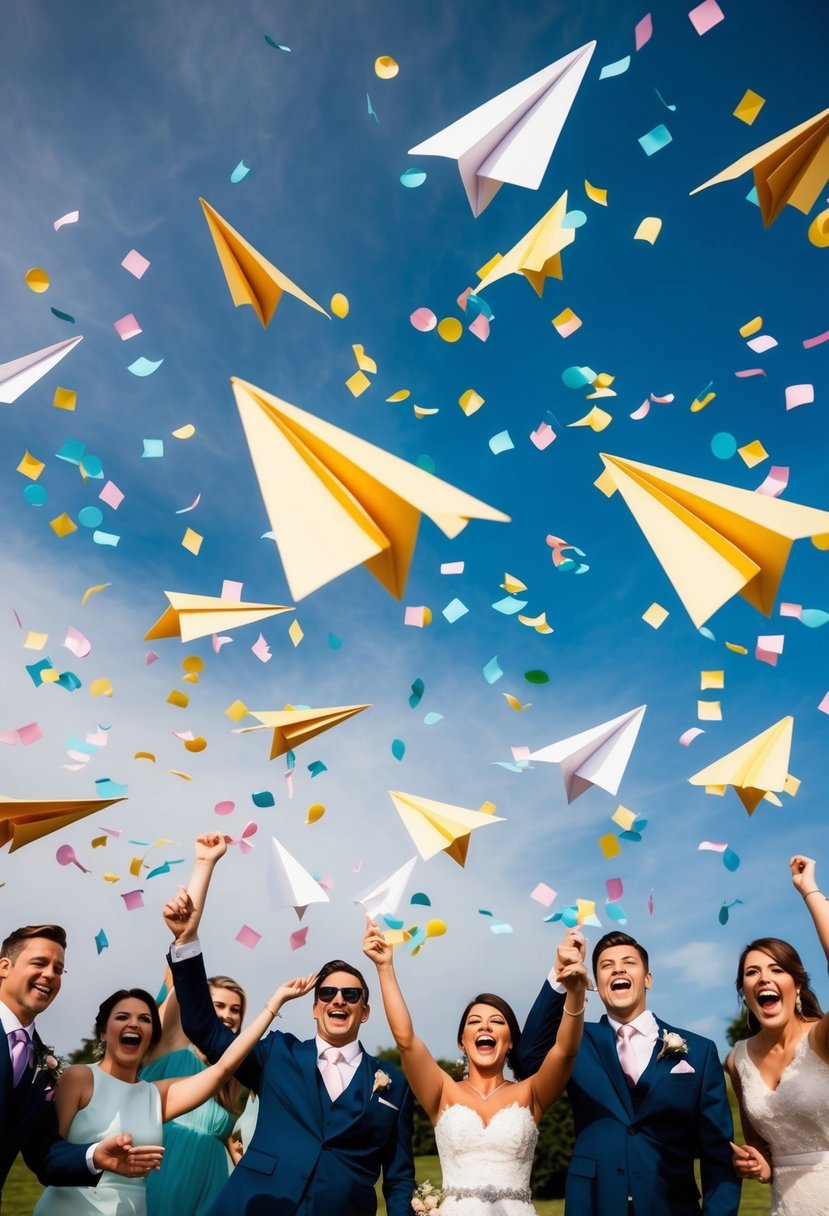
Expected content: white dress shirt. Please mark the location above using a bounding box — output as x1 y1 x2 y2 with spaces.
316 1034 362 1094
607 1009 659 1082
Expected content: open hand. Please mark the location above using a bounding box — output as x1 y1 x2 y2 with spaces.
790 855 818 896
730 1141 771 1184
270 971 318 1008
363 918 392 967
195 833 227 865
94 1133 164 1177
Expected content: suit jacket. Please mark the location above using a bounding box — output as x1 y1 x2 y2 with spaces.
517 982 740 1216
171 951 415 1216
0 1026 92 1192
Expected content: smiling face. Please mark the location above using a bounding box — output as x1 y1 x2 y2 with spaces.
741 949 798 1028
211 986 243 1033
459 1003 512 1072
312 970 369 1047
595 944 652 1022
100 997 156 1073
0 936 64 1024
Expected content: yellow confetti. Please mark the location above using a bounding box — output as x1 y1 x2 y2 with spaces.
91 835 108 847
345 370 371 397
698 701 723 721
634 216 662 244
90 678 113 697
352 344 377 374
167 689 189 708
551 306 582 337
700 670 724 690
437 317 462 343
611 805 637 831
306 802 326 824
413 405 439 418
386 389 410 402
25 267 50 292
53 386 77 411
569 406 612 432
458 389 485 416
501 573 527 593
594 468 617 497
225 699 249 722
690 391 716 412
172 423 196 439
739 316 763 337
168 770 193 781
375 55 399 78
812 533 829 551
129 856 142 878
502 693 531 711
41 668 59 684
82 582 110 605
184 736 207 752
182 528 203 555
102 873 120 884
598 832 621 859
584 179 608 205
642 602 669 629
330 292 349 318
575 899 596 924
737 439 768 468
517 611 553 634
725 641 748 654
425 918 447 938
808 205 829 248
288 619 304 647
784 773 801 797
182 672 200 685
733 88 765 125
134 752 156 762
16 450 45 480
23 631 48 650
476 253 502 280
50 513 77 538
182 655 205 673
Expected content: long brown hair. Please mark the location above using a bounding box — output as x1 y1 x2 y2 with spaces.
736 938 823 1028
456 993 523 1079
208 976 248 1114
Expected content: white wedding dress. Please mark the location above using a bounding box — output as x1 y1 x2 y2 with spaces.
434 1103 538 1216
732 1035 829 1215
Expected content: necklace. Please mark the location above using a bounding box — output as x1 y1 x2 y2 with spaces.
462 1078 512 1101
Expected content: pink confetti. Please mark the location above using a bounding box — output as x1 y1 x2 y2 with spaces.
679 727 705 746
688 0 725 35
235 924 261 949
746 334 778 353
99 481 124 509
175 493 201 514
230 821 258 855
352 859 363 873
456 287 473 311
215 800 235 815
0 730 18 746
290 926 309 950
410 307 437 332
121 249 150 279
647 890 654 915
803 329 829 349
734 368 766 378
634 12 653 49
318 876 335 892
755 634 784 666
404 605 429 627
441 561 465 575
53 210 79 231
121 890 145 911
16 722 43 746
649 392 674 403
530 882 557 907
252 633 272 663
469 312 490 341
144 650 160 665
755 465 788 497
212 634 233 653
511 745 531 761
819 691 829 715
779 603 802 619
113 313 142 341
64 625 91 658
698 840 728 853
630 399 650 420
605 877 624 902
785 383 814 410
221 579 244 601
530 422 556 449
56 843 90 872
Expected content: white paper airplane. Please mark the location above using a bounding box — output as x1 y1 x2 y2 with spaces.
267 836 330 919
353 857 418 920
0 336 84 404
529 705 646 802
408 42 596 216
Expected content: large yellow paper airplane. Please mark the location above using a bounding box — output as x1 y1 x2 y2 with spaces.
232 378 510 601
389 790 503 866
200 198 329 326
691 107 829 228
598 453 829 628
0 794 126 853
235 704 370 759
688 717 793 814
474 193 575 297
144 590 294 643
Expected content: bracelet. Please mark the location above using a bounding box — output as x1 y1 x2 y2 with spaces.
803 890 823 899
265 1004 281 1018
562 1004 586 1016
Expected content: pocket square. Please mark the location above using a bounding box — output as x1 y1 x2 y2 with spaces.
670 1060 695 1074
377 1095 400 1110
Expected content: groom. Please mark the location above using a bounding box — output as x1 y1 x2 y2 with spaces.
166 892 414 1216
518 931 739 1216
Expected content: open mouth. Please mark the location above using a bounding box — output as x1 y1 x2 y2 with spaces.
757 990 781 1013
32 983 52 998
610 979 631 993
120 1032 143 1047
475 1035 497 1050
327 1010 349 1024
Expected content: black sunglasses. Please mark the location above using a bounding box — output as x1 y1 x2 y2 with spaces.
316 986 365 1004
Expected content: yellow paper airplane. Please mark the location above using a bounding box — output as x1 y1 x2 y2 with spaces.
599 453 829 628
691 106 829 227
200 198 329 325
389 790 503 866
144 590 294 643
235 704 370 759
0 794 126 853
475 193 575 296
232 378 510 601
688 717 793 814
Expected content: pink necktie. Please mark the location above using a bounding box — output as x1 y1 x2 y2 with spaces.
8 1029 33 1088
321 1047 345 1101
617 1024 638 1087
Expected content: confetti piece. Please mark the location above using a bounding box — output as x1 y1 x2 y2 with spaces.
785 384 814 410
440 561 464 575
654 88 676 112
50 513 77 538
755 634 784 666
24 631 48 651
551 307 582 338
642 602 669 629
251 633 272 663
459 389 485 416
122 249 150 278
400 168 427 188
288 619 304 647
184 737 207 753
95 929 108 954
808 206 829 248
698 701 722 721
25 267 50 293
734 89 765 125
121 890 144 911
737 440 768 468
367 93 379 123
719 898 743 926
82 583 110 605
561 209 587 229
423 712 443 726
819 692 829 715
54 211 79 230
725 642 748 654
17 450 45 480
410 308 437 332
78 506 103 529
404 606 431 627
128 357 164 377
251 790 275 808
134 752 156 762
23 483 47 506
442 598 468 623
634 13 653 50
569 406 612 432
599 57 630 79
679 727 705 746
409 679 425 708
483 656 503 684
306 802 325 825
375 55 399 78
236 924 261 949
290 926 309 950
469 313 490 341
598 833 621 859
98 481 124 510
167 689 189 708
230 160 251 183
391 738 406 760
634 216 662 244
182 528 203 555
503 693 531 711
639 125 672 156
489 430 514 453
50 308 75 323
711 432 737 459
800 609 829 628
346 370 371 397
437 317 462 343
584 180 607 206
172 424 196 439
746 335 777 353
53 386 76 411
524 670 549 684
530 882 557 907
330 293 349 319
113 314 142 340
688 0 725 36
176 493 201 514
530 422 556 449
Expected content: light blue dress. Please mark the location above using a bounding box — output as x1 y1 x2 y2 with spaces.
140 1047 235 1216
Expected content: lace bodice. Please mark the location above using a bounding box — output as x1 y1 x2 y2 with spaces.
732 1035 829 1216
434 1103 538 1216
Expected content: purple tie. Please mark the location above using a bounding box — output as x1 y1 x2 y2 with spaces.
8 1028 34 1088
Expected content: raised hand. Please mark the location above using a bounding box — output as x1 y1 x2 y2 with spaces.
790 854 818 896
93 1133 164 1177
269 971 318 1010
162 886 198 943
195 832 228 865
363 918 392 968
554 929 586 979
730 1141 771 1184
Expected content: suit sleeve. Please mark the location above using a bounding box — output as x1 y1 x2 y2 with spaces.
22 1093 94 1187
697 1041 741 1216
380 1082 415 1216
169 949 264 1092
515 980 566 1079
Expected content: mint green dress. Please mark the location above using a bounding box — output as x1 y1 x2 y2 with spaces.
140 1048 235 1216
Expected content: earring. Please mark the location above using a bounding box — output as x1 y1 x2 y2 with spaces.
795 993 803 1017
459 1052 469 1079
93 1039 105 1060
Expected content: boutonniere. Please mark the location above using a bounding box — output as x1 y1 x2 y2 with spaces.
372 1068 392 1096
33 1042 64 1098
656 1030 688 1061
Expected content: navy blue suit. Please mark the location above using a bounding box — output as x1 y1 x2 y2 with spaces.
172 951 415 1216
518 983 739 1216
0 1026 92 1193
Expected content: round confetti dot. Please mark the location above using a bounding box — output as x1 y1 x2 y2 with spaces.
374 55 399 78
410 307 437 332
711 432 737 459
214 800 235 815
415 454 435 473
808 206 829 248
437 317 463 343
182 655 205 673
78 505 104 528
400 167 427 188
524 669 550 684
23 483 48 506
561 210 587 229
25 267 50 292
184 736 207 752
812 532 829 551
81 454 103 478
330 292 349 318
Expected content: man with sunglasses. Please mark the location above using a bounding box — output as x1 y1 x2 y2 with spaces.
164 833 414 1216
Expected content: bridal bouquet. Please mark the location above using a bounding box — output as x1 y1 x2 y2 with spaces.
412 1180 443 1214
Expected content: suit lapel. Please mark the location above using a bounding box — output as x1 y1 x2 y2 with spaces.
592 1018 635 1118
297 1037 325 1128
633 1017 671 1112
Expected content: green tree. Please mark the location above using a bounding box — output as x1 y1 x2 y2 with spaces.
65 1036 98 1065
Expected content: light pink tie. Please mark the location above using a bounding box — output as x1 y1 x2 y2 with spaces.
321 1047 345 1101
8 1029 33 1088
617 1024 638 1087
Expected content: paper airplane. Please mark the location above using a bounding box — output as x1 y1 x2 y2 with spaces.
267 837 330 919
408 42 596 216
598 453 829 628
529 706 646 803
0 793 126 853
389 790 503 866
691 106 829 227
232 378 509 601
353 857 418 919
144 590 293 643
235 703 370 759
688 717 793 814
475 192 575 296
0 336 84 404
200 198 329 326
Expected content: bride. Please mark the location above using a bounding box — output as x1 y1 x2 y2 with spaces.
363 919 587 1215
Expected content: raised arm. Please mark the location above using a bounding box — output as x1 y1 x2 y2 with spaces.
157 973 316 1121
363 918 448 1121
163 833 228 946
515 931 582 1076
527 930 588 1115
790 854 829 1052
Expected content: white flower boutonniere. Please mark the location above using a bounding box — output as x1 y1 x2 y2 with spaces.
656 1030 688 1061
372 1068 392 1096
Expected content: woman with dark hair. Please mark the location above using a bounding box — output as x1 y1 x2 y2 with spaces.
727 854 829 1212
33 970 315 1215
363 919 587 1216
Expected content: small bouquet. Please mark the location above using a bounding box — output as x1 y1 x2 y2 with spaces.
33 1042 64 1100
656 1030 688 1061
412 1180 443 1214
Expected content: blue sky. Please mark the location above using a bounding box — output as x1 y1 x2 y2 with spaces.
1 0 828 1061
